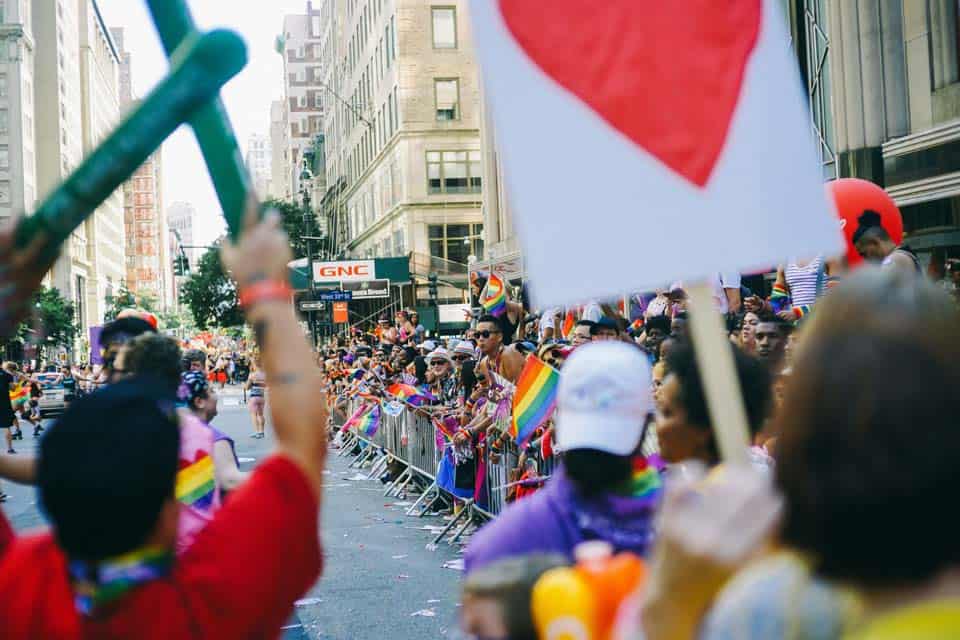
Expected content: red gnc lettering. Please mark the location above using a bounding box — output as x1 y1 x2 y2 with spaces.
318 264 371 278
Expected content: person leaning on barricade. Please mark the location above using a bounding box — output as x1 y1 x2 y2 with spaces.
464 341 662 574
640 267 960 640
0 202 329 638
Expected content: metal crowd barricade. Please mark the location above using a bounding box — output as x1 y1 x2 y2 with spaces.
333 396 561 547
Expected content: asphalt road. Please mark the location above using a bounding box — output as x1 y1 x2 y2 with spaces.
1 385 466 639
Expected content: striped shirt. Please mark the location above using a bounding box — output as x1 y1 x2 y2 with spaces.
785 256 824 307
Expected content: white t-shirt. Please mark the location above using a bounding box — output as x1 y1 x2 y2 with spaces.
581 301 603 323
539 307 560 341
712 272 741 314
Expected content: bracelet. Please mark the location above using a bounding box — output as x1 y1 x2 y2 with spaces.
239 280 292 309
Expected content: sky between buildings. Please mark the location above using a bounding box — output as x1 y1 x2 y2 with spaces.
98 0 311 247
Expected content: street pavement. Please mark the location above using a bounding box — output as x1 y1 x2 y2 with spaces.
1 385 467 639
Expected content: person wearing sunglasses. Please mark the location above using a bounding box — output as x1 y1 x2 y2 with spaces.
426 348 458 407
475 315 525 385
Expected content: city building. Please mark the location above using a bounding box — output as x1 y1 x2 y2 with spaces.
77 0 123 324
317 0 484 304
167 200 200 269
112 26 172 310
812 0 960 264
269 98 291 200
279 1 324 199
0 0 38 226
34 0 94 333
244 132 273 199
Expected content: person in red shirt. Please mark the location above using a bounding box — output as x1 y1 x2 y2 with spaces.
0 204 329 638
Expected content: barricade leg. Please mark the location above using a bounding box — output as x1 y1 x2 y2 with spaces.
384 466 410 497
430 499 471 546
393 469 416 499
419 492 446 518
367 453 389 480
350 445 376 469
405 480 436 516
449 505 475 544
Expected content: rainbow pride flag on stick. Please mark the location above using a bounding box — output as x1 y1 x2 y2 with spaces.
511 355 560 445
480 273 507 317
386 383 435 407
344 402 381 437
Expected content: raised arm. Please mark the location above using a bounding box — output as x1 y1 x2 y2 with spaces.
220 204 327 497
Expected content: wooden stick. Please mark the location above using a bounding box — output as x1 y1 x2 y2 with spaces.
684 282 751 466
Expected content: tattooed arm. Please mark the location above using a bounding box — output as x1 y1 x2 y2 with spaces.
220 203 328 497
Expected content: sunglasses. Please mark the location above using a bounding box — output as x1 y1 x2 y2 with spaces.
429 361 449 367
453 355 472 362
476 330 501 339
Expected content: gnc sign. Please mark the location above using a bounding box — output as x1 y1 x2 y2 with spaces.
313 259 375 284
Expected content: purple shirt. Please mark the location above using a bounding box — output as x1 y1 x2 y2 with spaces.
464 467 659 574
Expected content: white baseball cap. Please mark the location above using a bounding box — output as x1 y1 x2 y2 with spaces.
555 341 653 456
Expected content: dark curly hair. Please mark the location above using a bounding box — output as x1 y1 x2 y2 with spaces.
664 341 772 464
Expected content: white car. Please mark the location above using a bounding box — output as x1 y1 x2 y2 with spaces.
36 373 68 418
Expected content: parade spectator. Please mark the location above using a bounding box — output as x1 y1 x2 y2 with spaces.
853 210 922 275
0 205 328 637
656 342 771 467
642 314 671 361
670 311 688 339
738 310 760 354
755 318 789 368
642 268 960 640
476 314 524 384
571 320 594 347
465 342 659 573
98 316 157 383
589 316 620 341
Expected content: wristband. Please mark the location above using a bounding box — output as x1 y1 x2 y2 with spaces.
239 280 292 309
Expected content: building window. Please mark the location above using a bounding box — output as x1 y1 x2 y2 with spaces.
431 7 457 49
0 109 8 133
0 74 6 97
434 78 459 121
426 151 482 194
428 223 483 264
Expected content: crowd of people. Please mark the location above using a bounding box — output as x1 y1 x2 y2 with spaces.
0 180 955 639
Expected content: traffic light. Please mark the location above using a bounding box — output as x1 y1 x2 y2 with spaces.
173 254 190 276
428 272 438 300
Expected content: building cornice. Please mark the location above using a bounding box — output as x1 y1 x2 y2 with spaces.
885 170 960 206
883 121 960 158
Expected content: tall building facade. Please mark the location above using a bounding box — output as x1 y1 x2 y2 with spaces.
269 99 291 199
111 26 171 310
811 0 960 265
280 1 324 198
167 201 199 268
244 132 273 199
34 0 93 333
318 0 484 301
0 0 37 226
77 0 123 324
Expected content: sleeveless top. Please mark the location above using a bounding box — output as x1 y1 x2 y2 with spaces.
882 247 922 273
249 373 266 398
785 256 825 307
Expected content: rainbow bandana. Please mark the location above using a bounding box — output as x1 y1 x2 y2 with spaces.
70 545 173 615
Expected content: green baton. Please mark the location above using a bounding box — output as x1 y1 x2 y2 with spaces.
146 0 252 239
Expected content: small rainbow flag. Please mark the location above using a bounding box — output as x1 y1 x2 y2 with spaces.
176 453 216 510
354 403 381 437
480 273 507 317
561 310 575 338
511 355 560 445
9 383 28 406
628 317 644 336
386 383 435 407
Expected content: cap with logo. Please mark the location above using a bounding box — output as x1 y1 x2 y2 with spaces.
555 341 653 456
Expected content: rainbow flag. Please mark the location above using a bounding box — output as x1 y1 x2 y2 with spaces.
511 355 560 445
354 403 381 437
561 309 575 338
480 273 507 317
9 383 28 407
176 453 216 510
627 317 644 336
386 383 435 407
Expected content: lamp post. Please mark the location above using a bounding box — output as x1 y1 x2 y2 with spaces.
300 159 318 347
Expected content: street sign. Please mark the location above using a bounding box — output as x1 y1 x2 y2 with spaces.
333 301 349 324
318 290 353 302
299 300 326 311
341 279 390 299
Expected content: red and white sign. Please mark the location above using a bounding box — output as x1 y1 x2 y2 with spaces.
470 0 844 307
313 260 375 284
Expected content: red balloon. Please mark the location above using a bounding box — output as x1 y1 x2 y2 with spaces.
826 178 903 267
